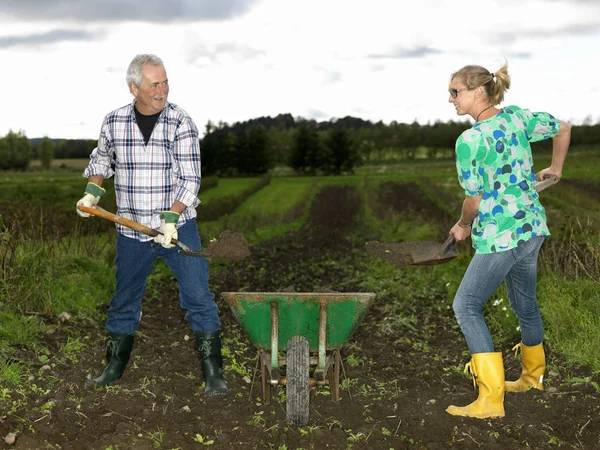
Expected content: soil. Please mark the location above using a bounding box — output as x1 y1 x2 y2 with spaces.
202 230 251 261
363 239 458 266
2 184 600 450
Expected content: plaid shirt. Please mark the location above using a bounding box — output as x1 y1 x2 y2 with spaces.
83 100 201 241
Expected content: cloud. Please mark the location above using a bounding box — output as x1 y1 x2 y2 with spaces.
546 0 599 3
506 51 534 60
0 0 261 23
367 45 443 60
185 42 265 65
305 109 329 120
492 21 600 45
314 66 342 84
0 28 102 48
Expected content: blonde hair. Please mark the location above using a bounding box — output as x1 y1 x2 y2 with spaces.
451 61 510 105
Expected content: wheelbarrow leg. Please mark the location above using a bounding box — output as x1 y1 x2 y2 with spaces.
328 349 341 401
260 350 271 404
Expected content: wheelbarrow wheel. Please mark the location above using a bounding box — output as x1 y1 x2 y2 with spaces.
286 335 310 426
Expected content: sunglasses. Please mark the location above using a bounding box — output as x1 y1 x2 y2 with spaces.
449 87 469 99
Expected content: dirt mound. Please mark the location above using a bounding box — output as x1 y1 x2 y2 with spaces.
203 230 250 260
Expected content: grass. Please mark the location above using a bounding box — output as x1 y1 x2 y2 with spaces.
46 254 116 318
0 313 41 345
199 177 260 204
28 158 89 171
1 152 600 399
539 275 600 373
233 177 314 216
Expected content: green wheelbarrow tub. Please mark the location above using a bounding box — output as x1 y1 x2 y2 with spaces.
222 292 376 420
221 292 375 350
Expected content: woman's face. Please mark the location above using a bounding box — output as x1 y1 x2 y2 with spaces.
448 78 474 117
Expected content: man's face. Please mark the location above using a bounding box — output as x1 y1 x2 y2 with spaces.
131 64 169 115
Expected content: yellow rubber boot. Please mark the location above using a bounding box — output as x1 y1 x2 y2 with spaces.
505 342 545 392
446 352 505 419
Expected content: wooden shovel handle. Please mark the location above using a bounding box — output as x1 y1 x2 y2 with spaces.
78 205 158 237
77 205 188 250
439 234 456 256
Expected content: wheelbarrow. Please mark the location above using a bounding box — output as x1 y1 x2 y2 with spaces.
221 292 376 426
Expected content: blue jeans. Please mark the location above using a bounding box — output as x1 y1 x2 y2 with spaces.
106 220 220 335
452 236 545 354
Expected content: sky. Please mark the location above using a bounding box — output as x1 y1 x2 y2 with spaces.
1 0 599 140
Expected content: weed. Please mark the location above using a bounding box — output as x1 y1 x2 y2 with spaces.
63 337 87 354
0 313 40 345
36 401 56 415
347 430 366 443
146 427 164 448
247 410 266 427
547 436 564 446
0 361 24 386
345 353 362 367
193 433 215 445
341 377 358 390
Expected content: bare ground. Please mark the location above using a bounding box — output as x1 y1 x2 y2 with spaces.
2 184 600 450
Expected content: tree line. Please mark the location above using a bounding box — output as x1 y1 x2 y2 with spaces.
2 114 600 173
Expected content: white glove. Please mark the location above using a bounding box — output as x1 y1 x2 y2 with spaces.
76 194 100 217
154 211 180 248
76 182 105 217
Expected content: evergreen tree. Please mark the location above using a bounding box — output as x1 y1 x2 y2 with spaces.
0 130 31 170
200 122 236 176
38 136 55 170
0 136 7 170
324 127 359 175
234 128 250 173
241 124 271 174
289 124 327 174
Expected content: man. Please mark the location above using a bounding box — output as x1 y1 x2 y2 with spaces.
77 54 227 397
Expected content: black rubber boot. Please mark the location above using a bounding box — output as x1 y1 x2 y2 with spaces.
195 331 228 397
87 333 135 387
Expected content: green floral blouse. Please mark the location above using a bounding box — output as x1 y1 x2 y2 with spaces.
455 105 560 254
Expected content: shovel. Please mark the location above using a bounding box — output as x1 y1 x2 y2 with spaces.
365 176 558 267
77 205 250 260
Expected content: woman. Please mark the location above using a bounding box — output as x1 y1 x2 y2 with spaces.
445 61 571 418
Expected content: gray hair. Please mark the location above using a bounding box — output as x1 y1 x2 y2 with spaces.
126 54 165 88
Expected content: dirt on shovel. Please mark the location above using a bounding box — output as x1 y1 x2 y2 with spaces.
365 235 458 266
203 230 251 260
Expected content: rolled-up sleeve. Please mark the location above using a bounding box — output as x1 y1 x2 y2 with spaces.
523 109 560 143
83 120 115 179
172 117 201 208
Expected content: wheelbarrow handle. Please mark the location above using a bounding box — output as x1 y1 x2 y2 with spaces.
77 205 193 252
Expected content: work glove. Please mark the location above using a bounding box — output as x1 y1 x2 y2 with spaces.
76 182 106 217
154 211 180 249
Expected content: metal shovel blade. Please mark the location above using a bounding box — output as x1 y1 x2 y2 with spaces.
365 235 457 267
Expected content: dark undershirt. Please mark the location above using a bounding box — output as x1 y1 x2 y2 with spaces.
134 107 162 144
